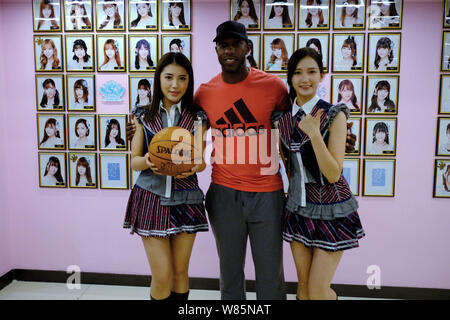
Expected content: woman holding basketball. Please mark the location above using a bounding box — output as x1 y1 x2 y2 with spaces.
123 52 208 301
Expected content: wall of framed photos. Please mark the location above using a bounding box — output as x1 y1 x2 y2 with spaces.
1 0 450 291
436 1 450 198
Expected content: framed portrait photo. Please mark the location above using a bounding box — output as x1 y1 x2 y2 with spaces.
263 33 294 73
441 32 450 72
161 34 191 61
37 113 66 150
63 0 93 31
333 0 365 30
246 34 261 69
436 117 450 156
39 152 67 188
66 74 96 111
65 34 95 72
298 0 330 30
439 75 450 114
129 0 158 31
33 0 62 32
162 0 191 31
96 0 125 31
129 35 158 72
96 34 126 72
67 114 97 150
298 33 329 73
98 114 128 151
68 152 97 188
367 33 401 73
36 74 65 111
34 35 64 72
332 33 365 73
444 0 450 28
263 0 295 30
433 159 450 198
230 0 261 30
129 75 154 112
368 0 403 30
346 117 362 156
343 158 360 196
99 153 129 189
364 117 397 156
363 158 395 197
366 75 399 115
331 75 363 114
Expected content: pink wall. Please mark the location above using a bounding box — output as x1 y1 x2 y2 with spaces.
1 0 449 291
0 0 12 278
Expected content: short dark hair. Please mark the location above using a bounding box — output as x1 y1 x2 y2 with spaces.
287 47 324 101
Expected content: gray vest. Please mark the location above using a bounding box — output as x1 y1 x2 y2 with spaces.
133 107 205 206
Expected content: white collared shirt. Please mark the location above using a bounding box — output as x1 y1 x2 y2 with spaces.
159 101 182 198
291 95 321 201
159 101 182 127
292 95 320 118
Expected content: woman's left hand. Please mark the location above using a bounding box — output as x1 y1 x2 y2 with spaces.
298 109 323 138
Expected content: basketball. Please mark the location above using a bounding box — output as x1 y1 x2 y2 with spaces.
148 126 201 176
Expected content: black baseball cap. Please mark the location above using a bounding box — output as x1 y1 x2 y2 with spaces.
213 21 248 43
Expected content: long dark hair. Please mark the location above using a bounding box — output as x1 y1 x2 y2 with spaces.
268 0 292 25
44 156 64 183
105 118 125 147
374 37 394 70
233 0 259 24
131 2 152 27
287 47 323 102
40 78 60 108
145 52 195 123
168 2 186 26
135 39 154 69
369 80 395 112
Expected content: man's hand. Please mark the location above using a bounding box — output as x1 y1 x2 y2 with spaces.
345 121 357 153
126 114 137 141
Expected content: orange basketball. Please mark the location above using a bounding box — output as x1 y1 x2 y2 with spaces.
148 126 201 176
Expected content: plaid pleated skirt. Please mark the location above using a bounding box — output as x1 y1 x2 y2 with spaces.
283 209 365 252
123 185 208 238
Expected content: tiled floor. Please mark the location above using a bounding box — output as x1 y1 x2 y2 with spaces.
0 280 384 300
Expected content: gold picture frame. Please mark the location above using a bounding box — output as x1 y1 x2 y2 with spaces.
362 158 396 197
38 152 67 188
68 152 98 188
99 153 130 189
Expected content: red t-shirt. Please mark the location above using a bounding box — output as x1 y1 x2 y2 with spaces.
194 68 290 192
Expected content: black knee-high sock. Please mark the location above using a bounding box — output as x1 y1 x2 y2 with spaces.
171 291 189 300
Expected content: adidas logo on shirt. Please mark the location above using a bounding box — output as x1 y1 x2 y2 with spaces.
214 99 265 137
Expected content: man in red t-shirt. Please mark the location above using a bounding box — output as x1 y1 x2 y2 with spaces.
194 21 289 300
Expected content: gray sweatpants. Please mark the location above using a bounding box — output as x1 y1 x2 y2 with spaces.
205 183 286 300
